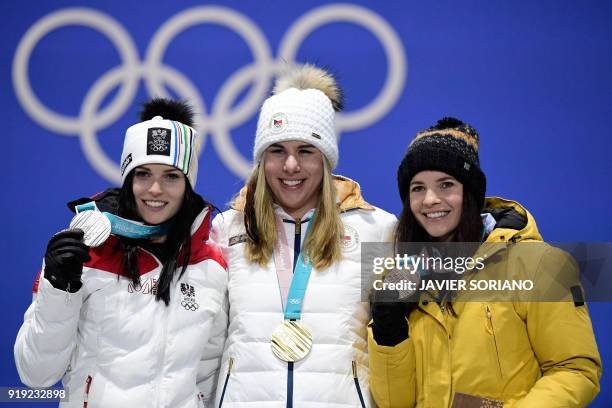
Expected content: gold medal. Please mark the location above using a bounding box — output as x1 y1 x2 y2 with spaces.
69 211 111 247
271 320 313 362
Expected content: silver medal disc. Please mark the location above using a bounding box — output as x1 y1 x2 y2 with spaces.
271 320 313 362
69 211 111 247
384 266 421 299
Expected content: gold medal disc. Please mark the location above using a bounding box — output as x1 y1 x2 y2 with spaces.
271 320 313 362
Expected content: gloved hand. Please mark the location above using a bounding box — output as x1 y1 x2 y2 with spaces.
370 289 410 347
44 229 91 293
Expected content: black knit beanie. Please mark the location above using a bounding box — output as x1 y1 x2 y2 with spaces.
397 117 486 209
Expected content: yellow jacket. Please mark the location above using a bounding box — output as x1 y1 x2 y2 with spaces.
368 197 601 407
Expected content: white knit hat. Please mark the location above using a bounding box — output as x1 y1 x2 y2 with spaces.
120 115 199 187
253 64 344 168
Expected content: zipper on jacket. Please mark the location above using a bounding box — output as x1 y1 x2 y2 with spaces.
287 361 294 408
218 357 233 408
292 218 302 270
352 361 366 408
286 218 302 408
154 298 171 408
65 283 73 304
83 375 93 408
295 217 301 236
484 305 504 379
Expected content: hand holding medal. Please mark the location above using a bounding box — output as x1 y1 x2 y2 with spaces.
43 209 111 293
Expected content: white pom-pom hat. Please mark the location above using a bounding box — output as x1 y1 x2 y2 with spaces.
253 64 344 168
120 116 199 187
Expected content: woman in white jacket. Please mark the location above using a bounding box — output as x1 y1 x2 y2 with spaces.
14 99 228 407
212 65 396 407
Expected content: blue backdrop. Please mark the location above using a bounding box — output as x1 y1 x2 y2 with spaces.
3 1 611 406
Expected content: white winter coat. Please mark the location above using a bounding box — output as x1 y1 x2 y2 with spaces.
212 176 396 407
14 207 228 408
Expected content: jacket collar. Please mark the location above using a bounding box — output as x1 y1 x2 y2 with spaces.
417 196 544 328
230 174 375 213
483 196 542 243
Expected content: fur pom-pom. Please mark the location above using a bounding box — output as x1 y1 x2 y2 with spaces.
139 98 195 127
430 116 479 140
273 64 344 112
433 117 465 130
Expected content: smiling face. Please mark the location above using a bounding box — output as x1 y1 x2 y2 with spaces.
263 140 324 219
409 170 463 241
132 164 186 225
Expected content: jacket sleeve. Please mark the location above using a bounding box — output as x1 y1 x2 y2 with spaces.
197 291 228 407
513 247 601 407
379 212 398 243
197 213 230 406
14 269 82 387
367 322 416 408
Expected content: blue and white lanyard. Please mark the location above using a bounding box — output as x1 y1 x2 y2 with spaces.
282 211 316 321
75 202 169 239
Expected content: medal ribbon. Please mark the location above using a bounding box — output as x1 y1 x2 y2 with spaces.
75 202 169 239
273 211 316 321
273 214 293 309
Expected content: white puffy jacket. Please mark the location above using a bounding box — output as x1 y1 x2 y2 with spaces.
14 207 228 408
211 176 396 407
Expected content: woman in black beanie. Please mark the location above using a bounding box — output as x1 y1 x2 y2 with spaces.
368 117 601 407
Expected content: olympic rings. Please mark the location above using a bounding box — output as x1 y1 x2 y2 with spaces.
13 4 407 182
181 300 200 311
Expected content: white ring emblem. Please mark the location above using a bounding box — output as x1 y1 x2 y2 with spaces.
13 5 407 183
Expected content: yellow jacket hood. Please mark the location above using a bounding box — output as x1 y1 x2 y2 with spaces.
483 196 542 243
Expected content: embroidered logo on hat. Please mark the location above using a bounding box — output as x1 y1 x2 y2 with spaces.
147 127 171 156
120 153 132 175
270 113 288 133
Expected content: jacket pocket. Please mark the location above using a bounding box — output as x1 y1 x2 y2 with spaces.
218 357 233 408
483 304 504 380
352 361 366 408
83 375 93 408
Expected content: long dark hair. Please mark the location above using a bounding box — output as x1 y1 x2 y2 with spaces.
395 189 483 245
117 170 207 305
395 186 484 316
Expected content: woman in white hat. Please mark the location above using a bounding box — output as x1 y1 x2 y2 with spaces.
15 99 228 407
212 65 396 407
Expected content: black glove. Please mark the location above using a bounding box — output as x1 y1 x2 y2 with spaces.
44 229 91 293
370 289 410 347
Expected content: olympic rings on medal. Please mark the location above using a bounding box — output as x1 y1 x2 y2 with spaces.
13 4 407 182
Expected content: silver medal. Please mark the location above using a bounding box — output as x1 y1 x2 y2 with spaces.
384 266 421 299
69 211 111 247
